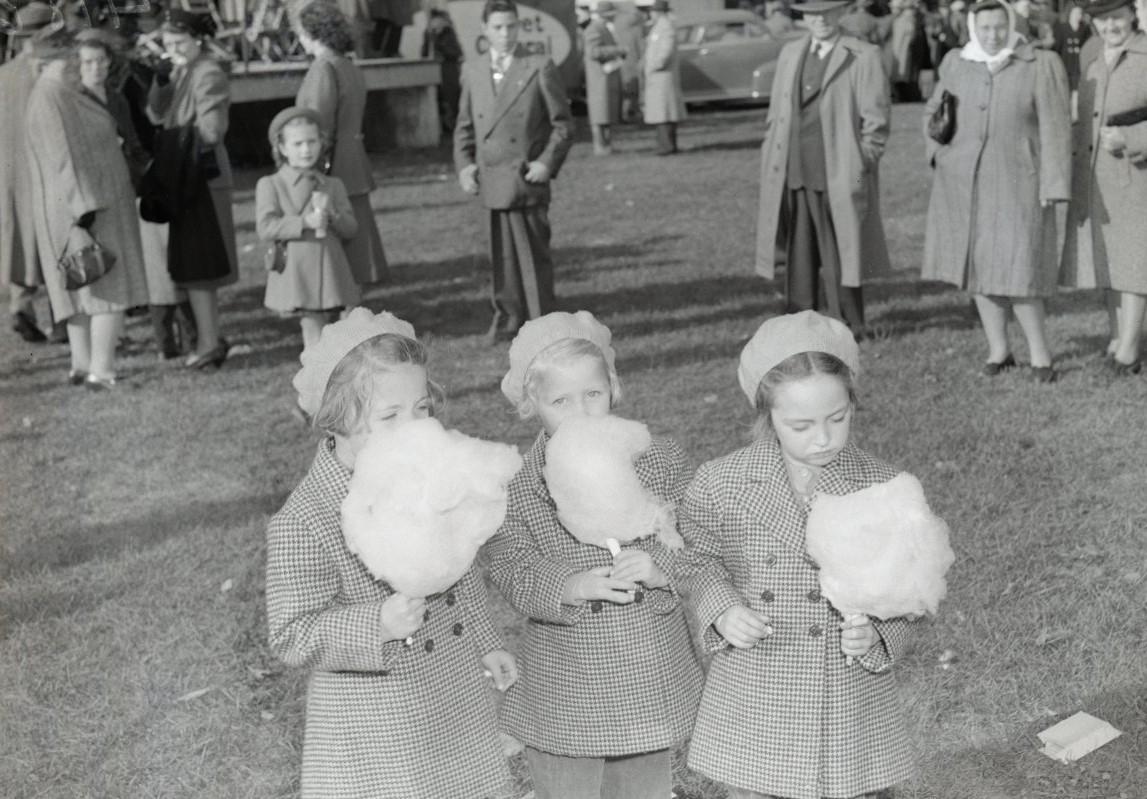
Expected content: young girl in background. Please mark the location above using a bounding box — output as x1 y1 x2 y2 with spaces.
484 311 703 799
677 310 916 799
265 308 515 799
257 107 360 349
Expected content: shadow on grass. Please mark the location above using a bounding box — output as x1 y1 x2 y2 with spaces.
0 491 285 584
684 138 763 154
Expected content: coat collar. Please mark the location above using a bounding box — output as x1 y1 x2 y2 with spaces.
279 164 322 186
485 47 535 132
794 34 864 94
312 436 353 504
521 430 553 501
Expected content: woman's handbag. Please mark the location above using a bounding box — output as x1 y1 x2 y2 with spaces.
58 226 116 290
264 240 287 273
928 90 957 145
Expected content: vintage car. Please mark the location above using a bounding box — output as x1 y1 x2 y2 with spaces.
674 9 804 105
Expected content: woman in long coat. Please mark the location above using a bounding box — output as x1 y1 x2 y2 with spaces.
922 0 1069 381
147 9 238 369
296 0 389 287
583 1 627 155
643 0 685 155
1059 0 1147 375
25 27 148 388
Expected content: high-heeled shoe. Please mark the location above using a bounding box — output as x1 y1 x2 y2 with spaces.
185 338 230 370
85 374 117 391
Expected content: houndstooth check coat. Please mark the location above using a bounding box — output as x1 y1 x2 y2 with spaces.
676 438 916 799
483 432 704 757
266 438 511 799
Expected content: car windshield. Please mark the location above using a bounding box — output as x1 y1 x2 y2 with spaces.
694 20 768 44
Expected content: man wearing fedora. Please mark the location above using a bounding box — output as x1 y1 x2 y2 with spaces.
643 0 685 155
454 0 573 343
755 0 892 338
0 1 57 344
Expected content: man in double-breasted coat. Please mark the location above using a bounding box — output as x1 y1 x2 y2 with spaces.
454 0 573 343
755 0 892 336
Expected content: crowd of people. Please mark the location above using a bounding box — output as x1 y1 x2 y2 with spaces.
0 0 390 385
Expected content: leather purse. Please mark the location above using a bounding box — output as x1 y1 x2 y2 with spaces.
928 90 957 145
264 240 287 273
58 226 116 290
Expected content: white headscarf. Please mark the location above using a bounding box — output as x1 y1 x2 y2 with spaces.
961 0 1023 69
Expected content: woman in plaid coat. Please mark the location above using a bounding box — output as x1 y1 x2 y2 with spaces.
677 311 916 799
266 310 513 799
484 311 703 799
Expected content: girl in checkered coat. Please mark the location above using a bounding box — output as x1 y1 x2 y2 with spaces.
265 308 515 799
677 311 916 799
484 311 704 799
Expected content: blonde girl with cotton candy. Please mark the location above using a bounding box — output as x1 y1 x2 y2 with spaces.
265 309 516 799
483 310 703 799
677 310 943 799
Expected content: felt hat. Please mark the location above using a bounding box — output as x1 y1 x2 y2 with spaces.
501 311 616 406
790 0 853 13
293 308 417 416
29 23 74 60
650 0 671 11
1083 0 1132 16
163 8 217 37
74 27 123 50
737 311 860 407
596 0 618 16
268 106 323 148
10 2 55 37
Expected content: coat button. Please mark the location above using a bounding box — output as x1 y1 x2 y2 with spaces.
445 592 456 606
424 639 435 653
764 553 778 567
423 609 431 622
807 588 821 602
808 624 823 638
634 590 645 604
590 600 603 613
760 589 775 602
452 622 464 636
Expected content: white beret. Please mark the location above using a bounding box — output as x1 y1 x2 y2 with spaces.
500 311 616 406
737 311 860 406
292 307 417 416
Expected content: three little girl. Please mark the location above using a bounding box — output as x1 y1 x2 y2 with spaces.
267 308 929 799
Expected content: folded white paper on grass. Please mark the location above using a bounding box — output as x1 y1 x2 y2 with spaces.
1037 712 1122 763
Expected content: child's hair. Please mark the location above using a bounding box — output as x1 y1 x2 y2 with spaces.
270 116 326 169
482 0 519 21
313 334 445 437
751 351 857 440
517 338 622 419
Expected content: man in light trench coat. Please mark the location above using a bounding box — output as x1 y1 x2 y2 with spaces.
755 0 892 336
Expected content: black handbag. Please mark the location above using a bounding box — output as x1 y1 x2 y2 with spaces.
928 90 957 145
264 240 287 273
58 227 116 290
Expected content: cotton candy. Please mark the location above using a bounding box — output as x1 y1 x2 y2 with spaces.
806 472 955 620
341 418 523 598
543 415 682 551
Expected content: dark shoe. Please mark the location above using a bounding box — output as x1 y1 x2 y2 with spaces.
1108 358 1142 376
185 338 230 370
1030 365 1056 384
85 374 116 391
982 354 1016 376
47 323 69 344
68 369 87 386
12 311 47 343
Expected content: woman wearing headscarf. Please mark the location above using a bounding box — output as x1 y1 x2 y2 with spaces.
146 8 238 370
922 0 1070 382
1059 0 1147 375
25 25 149 389
295 0 389 288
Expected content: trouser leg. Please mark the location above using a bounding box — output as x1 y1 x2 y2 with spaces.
600 749 672 799
525 747 603 799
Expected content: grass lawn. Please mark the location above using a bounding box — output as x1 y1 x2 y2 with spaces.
1 104 1145 799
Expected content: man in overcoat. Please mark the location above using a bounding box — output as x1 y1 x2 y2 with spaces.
583 0 628 154
643 0 685 155
454 0 574 343
0 2 55 343
755 0 892 336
